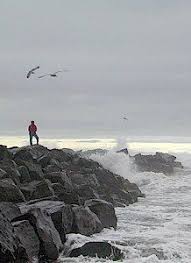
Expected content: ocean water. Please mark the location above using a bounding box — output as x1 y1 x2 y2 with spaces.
59 147 191 263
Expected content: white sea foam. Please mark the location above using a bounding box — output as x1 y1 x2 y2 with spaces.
60 145 191 262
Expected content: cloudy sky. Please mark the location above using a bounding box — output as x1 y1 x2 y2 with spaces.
0 0 191 139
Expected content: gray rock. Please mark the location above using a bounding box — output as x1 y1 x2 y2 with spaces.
76 185 100 203
43 164 62 173
0 178 25 202
45 171 73 192
0 202 21 221
85 199 117 229
133 152 183 174
69 242 123 260
20 200 73 242
0 213 28 262
14 207 63 261
20 180 54 201
70 172 100 189
37 155 51 168
72 206 103 236
18 165 31 183
13 220 40 260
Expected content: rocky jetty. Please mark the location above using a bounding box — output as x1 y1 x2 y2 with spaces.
0 144 143 262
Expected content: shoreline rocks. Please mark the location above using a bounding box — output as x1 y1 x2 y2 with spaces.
0 144 143 261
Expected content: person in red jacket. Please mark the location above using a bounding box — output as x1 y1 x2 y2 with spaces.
28 121 39 146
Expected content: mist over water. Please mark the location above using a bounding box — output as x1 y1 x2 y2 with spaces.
59 138 191 262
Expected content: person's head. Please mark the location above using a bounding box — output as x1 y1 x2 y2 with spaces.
31 121 34 124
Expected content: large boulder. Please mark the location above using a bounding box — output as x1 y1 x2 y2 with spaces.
48 149 72 163
18 165 31 184
69 242 123 260
0 213 28 262
69 172 100 189
133 152 183 174
16 161 44 181
14 207 63 261
45 171 73 192
37 155 51 168
0 178 25 202
13 145 49 160
94 167 134 205
72 206 103 236
76 185 100 204
85 199 117 229
20 180 54 201
20 201 73 242
13 220 40 261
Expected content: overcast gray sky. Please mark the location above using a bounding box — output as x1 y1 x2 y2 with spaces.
0 0 191 138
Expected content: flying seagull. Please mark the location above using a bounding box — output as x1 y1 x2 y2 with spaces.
123 117 128 121
38 69 69 79
27 66 40 78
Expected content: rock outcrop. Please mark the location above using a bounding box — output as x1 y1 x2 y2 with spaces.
0 144 143 261
133 152 183 174
69 241 124 260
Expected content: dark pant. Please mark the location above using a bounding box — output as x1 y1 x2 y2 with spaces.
29 132 39 146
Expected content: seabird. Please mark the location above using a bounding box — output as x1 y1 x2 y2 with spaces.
123 117 128 121
27 66 40 78
38 69 69 79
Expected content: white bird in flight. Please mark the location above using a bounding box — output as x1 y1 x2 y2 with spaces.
38 69 69 79
27 66 40 78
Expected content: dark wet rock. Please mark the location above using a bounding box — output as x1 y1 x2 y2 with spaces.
69 242 124 260
18 165 31 183
13 220 40 260
51 182 66 195
20 201 73 242
71 157 100 171
4 167 21 185
45 171 73 192
133 152 183 174
76 185 100 204
0 213 28 262
37 155 51 168
20 180 54 201
14 145 49 160
57 191 80 205
0 178 25 202
0 202 21 220
43 163 62 173
69 172 100 189
72 206 103 236
85 199 117 229
18 161 44 181
13 207 63 261
48 148 72 163
0 160 21 185
0 145 13 160
94 167 134 205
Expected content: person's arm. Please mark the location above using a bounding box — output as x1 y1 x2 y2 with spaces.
35 125 37 132
28 126 30 132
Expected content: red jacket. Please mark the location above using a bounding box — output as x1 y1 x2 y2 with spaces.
28 124 37 133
